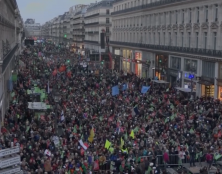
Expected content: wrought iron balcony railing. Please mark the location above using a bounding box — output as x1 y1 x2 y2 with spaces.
110 41 222 58
84 40 99 44
112 0 187 15
84 22 99 26
2 43 19 73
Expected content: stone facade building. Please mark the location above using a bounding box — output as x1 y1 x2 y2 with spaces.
0 0 23 125
111 0 222 98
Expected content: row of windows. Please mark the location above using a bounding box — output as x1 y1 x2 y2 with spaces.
113 32 218 50
113 4 219 28
114 0 160 11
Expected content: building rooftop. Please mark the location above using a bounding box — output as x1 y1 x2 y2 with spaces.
87 0 114 11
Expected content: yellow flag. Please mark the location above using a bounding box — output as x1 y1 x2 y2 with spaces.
120 138 124 148
105 140 111 149
88 128 95 143
130 130 135 139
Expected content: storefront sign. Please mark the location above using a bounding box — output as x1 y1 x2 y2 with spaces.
0 166 21 174
0 155 20 168
0 147 19 157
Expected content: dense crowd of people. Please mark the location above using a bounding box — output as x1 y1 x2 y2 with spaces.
1 43 222 174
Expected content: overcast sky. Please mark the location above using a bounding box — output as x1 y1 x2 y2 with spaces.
17 0 93 25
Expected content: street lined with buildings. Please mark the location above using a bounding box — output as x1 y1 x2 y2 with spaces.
40 0 222 100
0 0 222 173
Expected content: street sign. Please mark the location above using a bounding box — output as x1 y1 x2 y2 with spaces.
0 147 19 157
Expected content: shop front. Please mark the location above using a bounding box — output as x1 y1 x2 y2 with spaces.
217 63 222 100
198 76 215 98
122 49 132 73
113 49 121 71
198 61 215 98
183 72 197 92
168 69 180 87
155 54 168 80
168 56 182 87
122 57 131 73
135 51 142 77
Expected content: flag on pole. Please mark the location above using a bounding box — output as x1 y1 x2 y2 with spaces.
88 128 95 143
60 110 65 121
130 130 135 139
79 140 88 150
105 140 111 149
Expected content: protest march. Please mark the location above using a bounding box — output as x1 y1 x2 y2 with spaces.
2 43 222 174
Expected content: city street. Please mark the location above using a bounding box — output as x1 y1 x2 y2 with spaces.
0 0 222 174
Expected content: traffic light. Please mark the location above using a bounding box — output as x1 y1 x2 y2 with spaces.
101 60 104 65
64 34 67 38
159 59 162 63
67 59 70 63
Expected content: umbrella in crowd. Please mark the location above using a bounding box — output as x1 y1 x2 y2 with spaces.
2 43 222 174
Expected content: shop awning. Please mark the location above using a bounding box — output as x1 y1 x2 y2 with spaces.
197 80 213 86
175 87 191 93
152 80 169 84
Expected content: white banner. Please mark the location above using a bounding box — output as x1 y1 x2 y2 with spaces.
0 147 20 157
0 166 21 174
52 136 60 146
28 102 47 110
0 155 20 168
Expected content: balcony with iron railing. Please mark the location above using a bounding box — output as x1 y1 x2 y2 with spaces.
85 22 99 26
110 41 222 58
84 40 99 44
1 43 19 73
112 0 187 15
85 31 99 34
84 13 100 19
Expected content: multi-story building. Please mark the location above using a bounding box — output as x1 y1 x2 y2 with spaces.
84 0 114 68
24 19 41 37
61 12 71 45
110 0 222 99
70 5 88 53
41 21 52 38
0 0 24 125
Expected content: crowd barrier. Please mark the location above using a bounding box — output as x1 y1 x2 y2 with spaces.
83 153 222 173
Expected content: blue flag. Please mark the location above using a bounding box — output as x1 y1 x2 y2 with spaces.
112 86 119 96
122 84 127 91
141 86 150 94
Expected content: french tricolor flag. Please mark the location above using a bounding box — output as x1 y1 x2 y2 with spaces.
79 139 89 150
